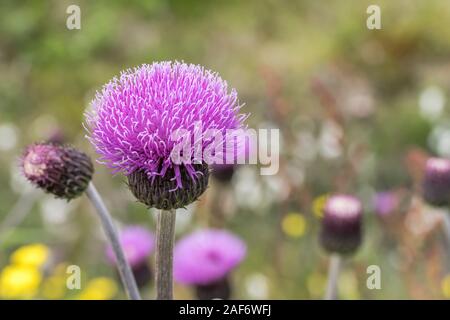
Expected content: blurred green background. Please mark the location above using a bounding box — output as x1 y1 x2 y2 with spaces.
1 0 450 299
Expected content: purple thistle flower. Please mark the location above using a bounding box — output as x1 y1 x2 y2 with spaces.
106 226 155 268
373 191 397 217
85 62 246 209
174 229 246 286
422 157 450 207
20 143 93 200
320 194 363 255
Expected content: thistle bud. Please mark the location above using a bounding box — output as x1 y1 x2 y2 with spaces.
21 143 93 200
422 157 450 207
195 277 231 300
320 195 363 255
127 163 209 210
211 164 236 184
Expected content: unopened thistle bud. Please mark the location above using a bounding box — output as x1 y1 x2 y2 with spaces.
422 157 450 207
320 195 363 255
21 143 93 200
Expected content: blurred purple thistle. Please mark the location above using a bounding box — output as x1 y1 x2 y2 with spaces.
174 229 246 299
106 226 155 267
320 194 363 300
422 157 450 207
106 226 155 288
320 195 363 255
373 191 397 217
422 157 450 262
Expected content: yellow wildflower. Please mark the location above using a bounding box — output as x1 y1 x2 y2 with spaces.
42 275 67 300
281 213 307 238
78 277 118 300
313 194 329 218
0 264 42 299
10 243 50 268
307 272 326 298
442 274 450 298
338 270 360 300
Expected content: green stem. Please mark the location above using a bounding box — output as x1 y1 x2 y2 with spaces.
86 183 141 300
155 209 177 300
324 253 341 300
442 210 450 249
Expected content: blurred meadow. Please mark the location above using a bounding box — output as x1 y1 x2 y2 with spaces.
1 0 450 299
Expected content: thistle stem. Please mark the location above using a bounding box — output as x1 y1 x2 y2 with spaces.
85 183 141 300
442 210 450 250
155 209 177 300
324 253 341 300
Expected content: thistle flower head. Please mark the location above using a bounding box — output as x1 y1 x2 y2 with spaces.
320 194 363 255
174 229 246 285
422 157 450 207
105 226 155 268
85 61 246 209
20 143 93 200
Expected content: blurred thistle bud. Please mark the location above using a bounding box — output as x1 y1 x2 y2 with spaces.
195 277 231 300
211 134 255 185
211 164 236 184
320 195 363 255
127 163 209 210
21 143 93 200
422 157 450 207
